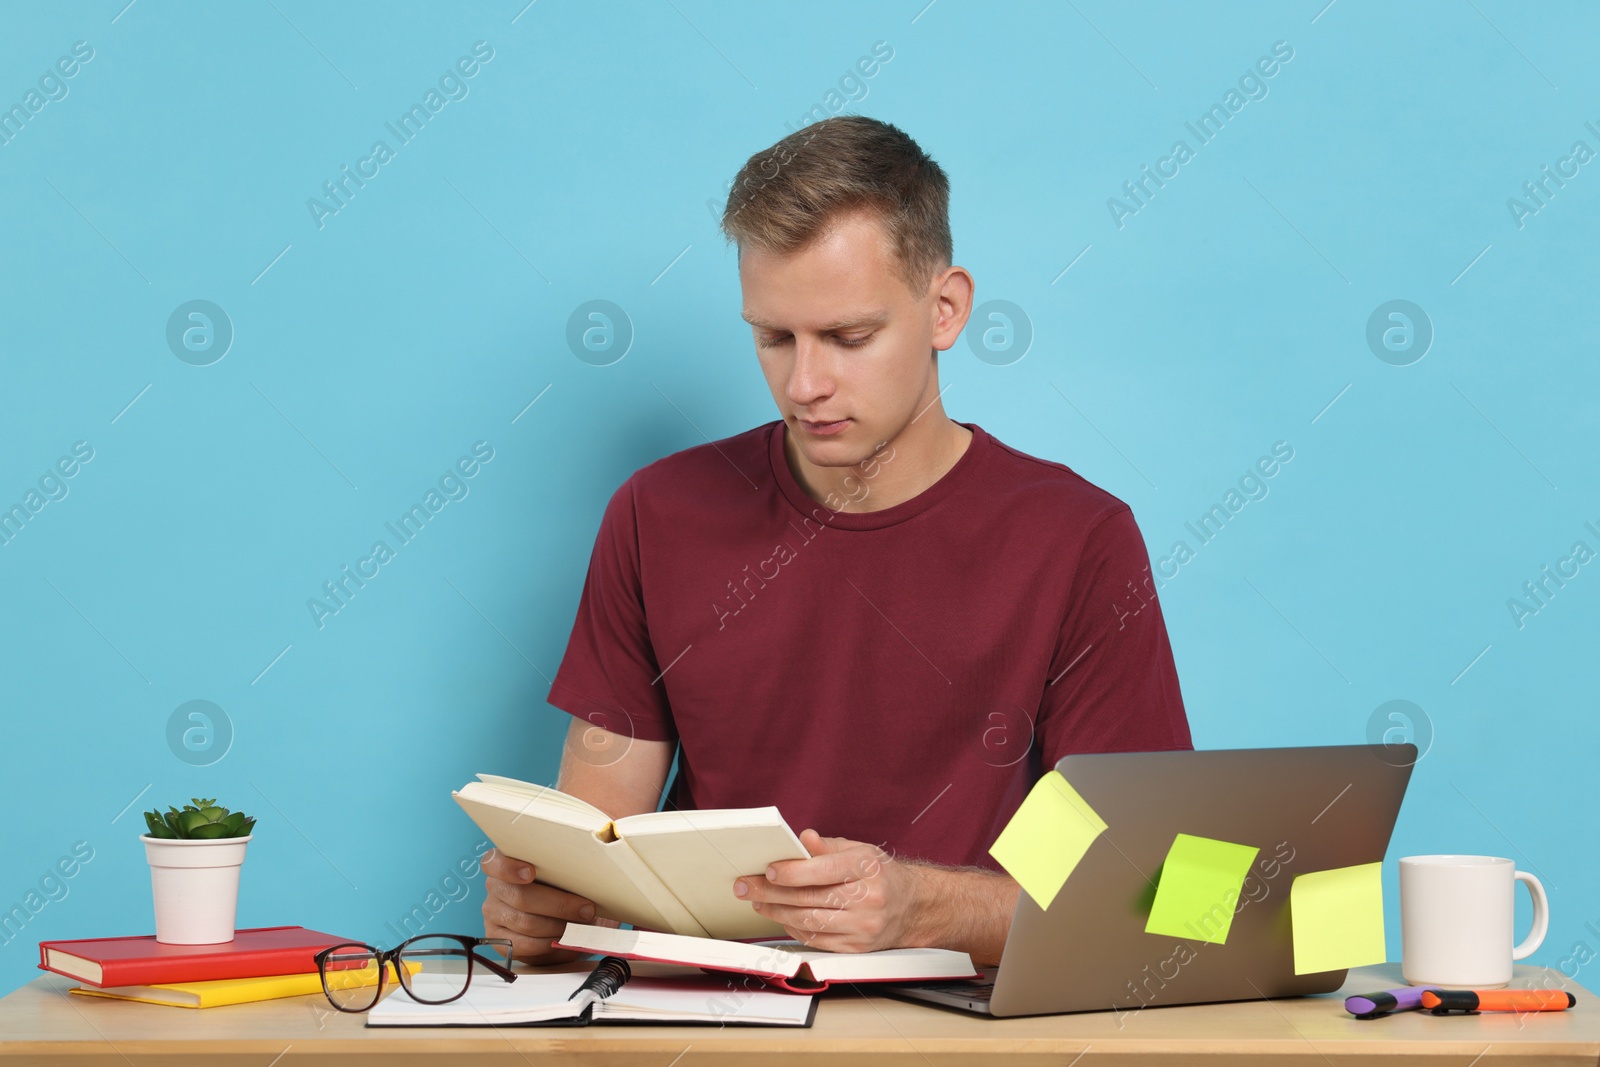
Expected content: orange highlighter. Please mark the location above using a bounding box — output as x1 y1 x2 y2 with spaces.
1422 989 1575 1015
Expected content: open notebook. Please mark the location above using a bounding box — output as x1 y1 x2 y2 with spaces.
365 970 816 1028
452 774 809 939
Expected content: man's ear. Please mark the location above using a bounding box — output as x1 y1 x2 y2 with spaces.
931 266 975 351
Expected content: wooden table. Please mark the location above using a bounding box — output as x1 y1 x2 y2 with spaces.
3 961 1597 1065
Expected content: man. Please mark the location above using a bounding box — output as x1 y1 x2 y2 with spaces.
482 116 1192 968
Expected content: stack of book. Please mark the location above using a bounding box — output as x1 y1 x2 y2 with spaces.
38 925 380 1008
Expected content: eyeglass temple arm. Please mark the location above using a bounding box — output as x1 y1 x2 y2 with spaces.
470 942 520 982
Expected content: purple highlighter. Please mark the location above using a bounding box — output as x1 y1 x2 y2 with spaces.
1345 986 1433 1018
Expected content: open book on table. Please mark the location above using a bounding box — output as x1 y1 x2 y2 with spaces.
452 774 809 939
553 922 978 994
365 967 817 1028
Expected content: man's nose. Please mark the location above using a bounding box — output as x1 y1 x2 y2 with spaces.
787 337 835 405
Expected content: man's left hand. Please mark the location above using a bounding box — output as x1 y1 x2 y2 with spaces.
732 828 928 952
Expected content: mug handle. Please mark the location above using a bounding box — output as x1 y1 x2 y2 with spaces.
1512 871 1549 961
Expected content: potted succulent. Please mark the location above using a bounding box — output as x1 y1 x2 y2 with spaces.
141 798 257 945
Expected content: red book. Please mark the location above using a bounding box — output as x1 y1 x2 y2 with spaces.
38 926 355 987
552 922 977 994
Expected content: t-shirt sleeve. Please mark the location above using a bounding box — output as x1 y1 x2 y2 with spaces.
1034 506 1193 766
546 475 679 743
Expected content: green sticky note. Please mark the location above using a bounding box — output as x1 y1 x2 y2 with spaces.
1144 833 1260 944
1290 862 1386 974
989 770 1107 910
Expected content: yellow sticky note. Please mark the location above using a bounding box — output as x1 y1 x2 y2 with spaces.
988 770 1107 910
1290 862 1386 974
1144 833 1260 944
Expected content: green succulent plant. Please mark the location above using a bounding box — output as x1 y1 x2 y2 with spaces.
142 798 256 840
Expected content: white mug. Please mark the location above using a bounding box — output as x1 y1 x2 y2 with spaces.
1400 855 1549 988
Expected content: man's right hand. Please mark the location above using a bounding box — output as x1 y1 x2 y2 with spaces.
480 847 601 965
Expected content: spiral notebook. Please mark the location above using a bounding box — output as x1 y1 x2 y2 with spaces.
365 968 816 1028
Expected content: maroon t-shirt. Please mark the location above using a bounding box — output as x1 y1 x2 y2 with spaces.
547 420 1192 870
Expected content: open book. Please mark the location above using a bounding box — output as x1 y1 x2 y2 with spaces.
452 775 809 939
553 922 978 993
366 969 816 1028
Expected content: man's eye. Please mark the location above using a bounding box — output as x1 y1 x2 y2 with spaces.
755 334 872 349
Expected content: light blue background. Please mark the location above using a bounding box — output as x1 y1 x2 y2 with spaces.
2 0 1595 998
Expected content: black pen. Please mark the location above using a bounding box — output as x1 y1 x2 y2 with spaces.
567 955 632 1016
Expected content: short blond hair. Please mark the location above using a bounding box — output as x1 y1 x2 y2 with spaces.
720 116 952 297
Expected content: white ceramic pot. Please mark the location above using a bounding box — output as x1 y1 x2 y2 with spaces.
141 834 252 945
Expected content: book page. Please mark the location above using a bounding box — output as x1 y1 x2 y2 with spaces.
367 972 587 1025
452 784 706 936
470 776 611 821
554 923 802 977
597 976 813 1026
613 808 809 940
796 944 977 983
554 924 975 985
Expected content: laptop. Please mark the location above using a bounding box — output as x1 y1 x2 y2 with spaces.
884 743 1415 1017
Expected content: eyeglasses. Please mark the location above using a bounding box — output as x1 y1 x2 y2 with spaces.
313 934 517 1012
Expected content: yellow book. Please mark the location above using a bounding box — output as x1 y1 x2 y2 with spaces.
69 960 417 1008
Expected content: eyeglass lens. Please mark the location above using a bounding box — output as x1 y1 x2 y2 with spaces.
395 935 477 1003
321 944 385 1012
